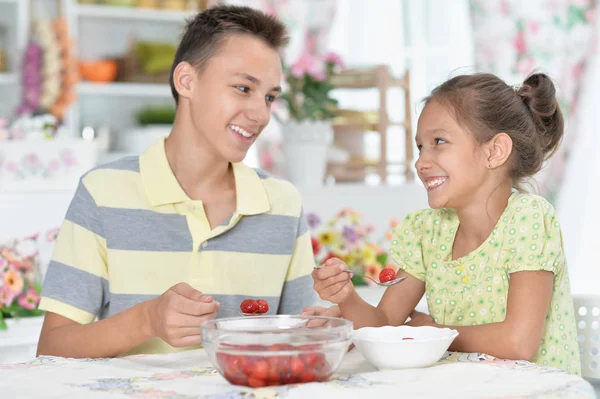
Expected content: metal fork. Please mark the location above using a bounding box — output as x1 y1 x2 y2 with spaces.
218 306 259 316
313 266 407 287
342 270 407 286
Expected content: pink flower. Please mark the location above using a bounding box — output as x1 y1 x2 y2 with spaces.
290 54 314 78
46 227 60 242
61 150 77 168
0 285 16 307
18 289 39 310
24 153 40 169
324 52 344 68
6 161 17 172
48 159 60 171
289 54 326 81
585 9 596 24
527 21 539 35
572 62 586 80
499 0 510 15
3 269 24 294
516 57 536 75
513 31 527 54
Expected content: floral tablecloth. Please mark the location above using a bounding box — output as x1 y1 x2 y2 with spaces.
0 348 596 399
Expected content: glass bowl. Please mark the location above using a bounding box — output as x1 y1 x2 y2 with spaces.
201 315 353 387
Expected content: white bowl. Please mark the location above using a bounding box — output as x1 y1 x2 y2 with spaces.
351 325 459 370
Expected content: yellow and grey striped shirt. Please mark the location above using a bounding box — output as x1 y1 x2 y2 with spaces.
39 138 317 354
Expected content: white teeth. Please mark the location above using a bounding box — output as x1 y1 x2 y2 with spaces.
230 125 253 138
426 178 447 189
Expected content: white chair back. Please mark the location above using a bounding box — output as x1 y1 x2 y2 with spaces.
573 294 600 381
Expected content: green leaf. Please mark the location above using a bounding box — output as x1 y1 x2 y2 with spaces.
351 275 367 286
567 5 586 29
376 253 388 266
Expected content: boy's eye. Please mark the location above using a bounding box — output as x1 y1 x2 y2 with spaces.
235 86 250 93
266 95 276 103
416 144 423 153
435 138 446 145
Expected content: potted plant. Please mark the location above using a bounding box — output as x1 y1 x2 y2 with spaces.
0 234 44 331
276 52 343 186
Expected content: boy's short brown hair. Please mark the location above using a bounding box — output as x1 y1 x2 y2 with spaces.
169 5 289 103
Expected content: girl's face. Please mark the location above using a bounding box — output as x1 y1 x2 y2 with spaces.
415 100 491 209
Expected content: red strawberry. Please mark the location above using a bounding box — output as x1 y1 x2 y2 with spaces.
379 267 396 283
256 299 269 314
240 299 259 314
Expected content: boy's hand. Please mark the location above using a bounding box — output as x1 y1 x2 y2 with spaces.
301 305 342 328
145 282 220 347
311 258 355 304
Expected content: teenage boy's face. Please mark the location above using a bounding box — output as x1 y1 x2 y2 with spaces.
187 35 282 163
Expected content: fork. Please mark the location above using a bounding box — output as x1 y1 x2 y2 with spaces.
313 265 407 287
342 270 407 286
218 306 258 316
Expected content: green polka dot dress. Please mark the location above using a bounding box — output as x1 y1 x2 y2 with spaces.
390 193 581 375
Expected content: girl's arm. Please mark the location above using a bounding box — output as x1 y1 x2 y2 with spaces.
418 270 553 361
340 269 426 329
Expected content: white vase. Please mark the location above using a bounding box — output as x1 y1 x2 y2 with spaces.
281 120 332 187
0 316 44 364
117 124 172 154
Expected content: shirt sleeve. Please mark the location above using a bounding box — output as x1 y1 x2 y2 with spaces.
278 206 317 314
503 196 564 275
389 210 427 281
38 177 109 324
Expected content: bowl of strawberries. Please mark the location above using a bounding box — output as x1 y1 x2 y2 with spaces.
201 315 353 388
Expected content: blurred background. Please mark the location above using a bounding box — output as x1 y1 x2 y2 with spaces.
0 0 598 367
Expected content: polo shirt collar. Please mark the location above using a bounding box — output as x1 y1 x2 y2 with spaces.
140 138 270 215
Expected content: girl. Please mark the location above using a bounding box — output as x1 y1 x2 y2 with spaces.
306 72 581 375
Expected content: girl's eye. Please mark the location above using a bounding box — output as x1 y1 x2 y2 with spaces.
236 86 250 93
416 144 423 153
266 95 276 103
435 138 446 145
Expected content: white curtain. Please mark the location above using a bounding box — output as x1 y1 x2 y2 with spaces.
556 20 600 295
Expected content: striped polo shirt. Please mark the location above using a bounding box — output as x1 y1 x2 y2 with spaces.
39 138 317 354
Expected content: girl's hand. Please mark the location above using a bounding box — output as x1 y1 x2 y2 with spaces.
406 310 435 327
311 257 355 304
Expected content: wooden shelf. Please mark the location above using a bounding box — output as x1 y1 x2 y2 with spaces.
331 67 409 89
329 66 413 184
77 82 172 97
75 4 198 23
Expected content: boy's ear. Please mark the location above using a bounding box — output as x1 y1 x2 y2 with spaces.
487 132 513 169
173 62 195 100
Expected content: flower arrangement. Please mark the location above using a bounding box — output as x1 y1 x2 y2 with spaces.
277 52 344 122
0 233 47 330
307 209 399 286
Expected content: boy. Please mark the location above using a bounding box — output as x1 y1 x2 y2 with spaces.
37 5 316 358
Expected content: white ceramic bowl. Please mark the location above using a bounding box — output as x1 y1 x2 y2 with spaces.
351 325 459 370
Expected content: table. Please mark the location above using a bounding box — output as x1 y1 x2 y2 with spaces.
0 348 595 398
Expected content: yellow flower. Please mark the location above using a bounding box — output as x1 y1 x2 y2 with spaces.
318 231 340 246
361 246 378 265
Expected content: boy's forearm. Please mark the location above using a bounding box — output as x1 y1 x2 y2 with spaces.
339 290 389 329
37 301 154 359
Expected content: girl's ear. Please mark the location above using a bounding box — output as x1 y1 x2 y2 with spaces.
486 133 513 169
